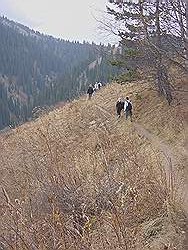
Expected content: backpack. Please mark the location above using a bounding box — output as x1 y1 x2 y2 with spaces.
126 101 132 111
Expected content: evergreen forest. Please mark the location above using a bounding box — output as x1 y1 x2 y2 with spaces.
0 16 118 130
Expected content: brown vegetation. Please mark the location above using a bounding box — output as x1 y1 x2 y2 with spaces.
0 79 187 249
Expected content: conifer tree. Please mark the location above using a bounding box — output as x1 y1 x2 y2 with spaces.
107 0 187 104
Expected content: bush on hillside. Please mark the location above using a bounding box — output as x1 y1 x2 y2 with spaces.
115 69 139 84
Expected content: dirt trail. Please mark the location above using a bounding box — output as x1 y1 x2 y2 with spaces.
134 123 188 206
134 123 188 250
95 104 188 249
96 104 188 209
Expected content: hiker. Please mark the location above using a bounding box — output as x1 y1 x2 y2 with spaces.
116 98 124 118
98 82 102 90
124 97 133 122
87 84 94 99
94 82 99 92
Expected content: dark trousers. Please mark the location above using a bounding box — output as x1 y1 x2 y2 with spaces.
125 110 132 121
117 109 121 118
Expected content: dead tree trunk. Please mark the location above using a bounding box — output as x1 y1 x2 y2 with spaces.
155 0 173 104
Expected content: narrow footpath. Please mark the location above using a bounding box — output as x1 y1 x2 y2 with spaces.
95 103 188 249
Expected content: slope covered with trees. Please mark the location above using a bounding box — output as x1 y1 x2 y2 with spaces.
0 16 118 130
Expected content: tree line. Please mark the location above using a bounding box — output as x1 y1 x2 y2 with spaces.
0 16 118 130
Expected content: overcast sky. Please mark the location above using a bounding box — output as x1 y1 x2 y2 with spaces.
0 0 118 44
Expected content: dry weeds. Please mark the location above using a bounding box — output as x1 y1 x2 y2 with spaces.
0 81 187 249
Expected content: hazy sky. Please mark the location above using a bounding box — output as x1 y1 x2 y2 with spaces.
0 0 117 44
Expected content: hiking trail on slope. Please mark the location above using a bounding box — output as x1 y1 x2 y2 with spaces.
134 123 188 250
95 104 188 249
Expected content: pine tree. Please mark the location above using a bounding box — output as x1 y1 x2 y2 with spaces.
107 0 187 103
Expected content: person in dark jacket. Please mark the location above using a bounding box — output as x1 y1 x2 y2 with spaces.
116 98 124 118
87 84 94 99
124 97 133 122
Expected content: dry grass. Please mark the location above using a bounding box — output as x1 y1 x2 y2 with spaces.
0 81 187 249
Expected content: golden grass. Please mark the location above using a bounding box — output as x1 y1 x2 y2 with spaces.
0 81 187 249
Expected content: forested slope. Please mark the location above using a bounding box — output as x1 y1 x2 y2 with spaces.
0 16 118 129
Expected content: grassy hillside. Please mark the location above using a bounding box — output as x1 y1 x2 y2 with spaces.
0 78 187 249
0 16 119 130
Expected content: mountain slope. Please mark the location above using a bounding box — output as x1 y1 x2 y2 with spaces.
0 76 187 249
0 16 118 130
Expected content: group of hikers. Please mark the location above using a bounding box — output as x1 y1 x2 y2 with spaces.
116 97 133 122
87 82 102 99
87 83 133 122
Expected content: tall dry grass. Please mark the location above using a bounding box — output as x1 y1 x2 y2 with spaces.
0 83 186 249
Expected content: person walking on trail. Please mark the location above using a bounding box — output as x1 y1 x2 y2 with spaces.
87 84 94 99
94 82 98 92
98 82 102 90
116 98 124 118
124 97 133 122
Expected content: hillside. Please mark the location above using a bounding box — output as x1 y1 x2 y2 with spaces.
0 78 188 249
0 16 118 130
